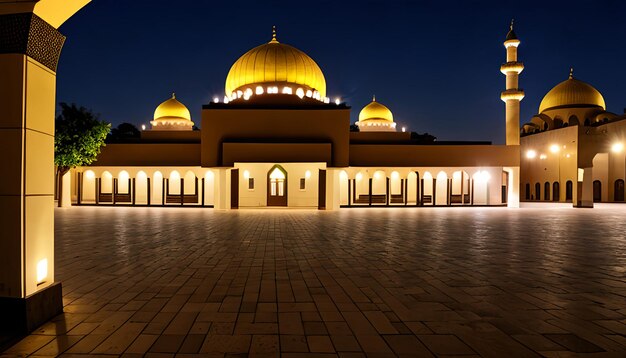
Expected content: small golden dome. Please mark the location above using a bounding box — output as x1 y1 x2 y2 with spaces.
153 93 192 121
539 72 606 113
358 96 394 122
225 29 326 99
151 93 193 131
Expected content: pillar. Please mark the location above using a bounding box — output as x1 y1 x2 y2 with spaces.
0 5 89 335
575 167 594 208
212 168 232 210
505 167 520 208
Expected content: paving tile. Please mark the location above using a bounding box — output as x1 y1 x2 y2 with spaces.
4 207 626 356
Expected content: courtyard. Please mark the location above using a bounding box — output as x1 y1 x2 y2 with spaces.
2 205 626 357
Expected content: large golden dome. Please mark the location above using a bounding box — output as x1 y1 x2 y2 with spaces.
225 29 326 99
358 97 394 122
539 73 606 113
151 93 193 131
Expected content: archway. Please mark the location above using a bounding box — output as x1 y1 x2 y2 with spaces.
267 165 287 206
135 171 148 205
566 180 573 202
544 181 550 201
339 170 349 205
534 182 541 201
435 171 448 205
422 172 434 205
593 180 602 202
204 170 215 206
552 182 560 202
615 179 625 202
82 170 96 203
153 171 163 205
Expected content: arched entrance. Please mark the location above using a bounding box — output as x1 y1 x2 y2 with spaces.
593 180 602 202
614 179 625 202
267 165 287 206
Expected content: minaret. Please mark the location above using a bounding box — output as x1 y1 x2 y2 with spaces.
500 20 524 145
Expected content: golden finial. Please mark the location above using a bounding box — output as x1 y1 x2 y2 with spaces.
510 19 514 30
569 67 574 79
270 25 278 43
172 92 176 99
372 95 376 102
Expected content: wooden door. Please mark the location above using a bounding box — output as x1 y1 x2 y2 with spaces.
267 166 287 206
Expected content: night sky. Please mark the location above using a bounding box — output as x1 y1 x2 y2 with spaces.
56 0 626 144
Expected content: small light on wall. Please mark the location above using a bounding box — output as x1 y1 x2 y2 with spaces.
526 150 537 159
566 154 571 158
335 98 341 105
611 142 623 153
391 171 399 179
549 144 560 153
356 173 363 181
37 258 48 284
539 154 547 160
243 170 250 179
84 170 95 179
401 126 406 133
305 170 311 179
213 97 220 103
141 124 146 131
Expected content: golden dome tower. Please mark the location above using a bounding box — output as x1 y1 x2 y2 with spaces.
538 69 605 113
224 27 328 104
356 96 397 132
150 93 194 131
500 19 524 145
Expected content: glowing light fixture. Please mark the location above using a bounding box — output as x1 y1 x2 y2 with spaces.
256 86 264 95
36 258 47 284
526 150 537 159
305 170 311 179
213 97 219 103
356 173 363 181
223 96 229 104
282 86 292 95
612 142 624 153
305 90 313 98
84 170 95 179
566 154 571 158
335 98 341 105
402 126 406 132
141 124 146 131
391 171 399 179
549 144 560 153
539 154 547 160
296 88 304 98
243 170 250 179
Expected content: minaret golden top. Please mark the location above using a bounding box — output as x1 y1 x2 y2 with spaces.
172 92 176 99
270 25 279 43
372 95 376 102
510 19 514 30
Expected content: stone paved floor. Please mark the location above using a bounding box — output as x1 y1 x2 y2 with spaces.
2 205 626 357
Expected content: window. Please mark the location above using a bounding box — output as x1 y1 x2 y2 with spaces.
525 183 530 200
300 178 306 190
248 178 254 190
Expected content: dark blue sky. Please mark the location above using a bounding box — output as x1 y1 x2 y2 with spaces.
57 0 626 144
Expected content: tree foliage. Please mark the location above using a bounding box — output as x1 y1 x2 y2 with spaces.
54 103 110 175
108 122 140 143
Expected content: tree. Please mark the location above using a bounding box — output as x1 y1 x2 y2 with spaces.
54 103 110 207
108 122 140 142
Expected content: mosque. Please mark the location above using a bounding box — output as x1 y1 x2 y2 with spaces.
62 24 626 209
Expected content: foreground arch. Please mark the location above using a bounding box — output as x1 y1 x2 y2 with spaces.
0 0 91 334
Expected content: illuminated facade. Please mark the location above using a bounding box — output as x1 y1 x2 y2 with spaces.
66 28 521 210
520 69 626 206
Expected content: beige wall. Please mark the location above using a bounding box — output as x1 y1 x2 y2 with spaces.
96 143 201 166
201 107 350 167
223 143 331 167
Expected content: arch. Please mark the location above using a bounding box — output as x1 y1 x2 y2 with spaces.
153 171 163 204
390 171 401 196
535 182 541 201
101 171 113 194
566 180 573 202
118 170 130 193
134 171 148 205
614 179 625 202
204 170 215 206
407 171 418 205
354 170 370 204
552 182 560 202
593 180 602 202
82 170 96 203
451 171 468 205
435 171 448 205
422 171 434 205
544 182 550 201
568 115 579 126
372 170 387 197
184 170 196 196
339 170 349 205
525 183 530 200
169 170 181 195
267 165 288 206
553 116 563 129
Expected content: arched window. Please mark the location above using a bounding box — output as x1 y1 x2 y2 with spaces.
535 182 541 201
593 180 602 202
566 181 573 202
584 118 590 126
525 183 530 200
552 182 560 202
614 179 625 202
544 182 550 201
568 115 579 126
